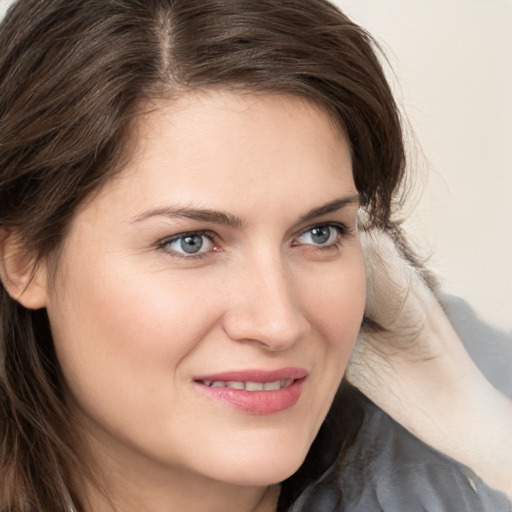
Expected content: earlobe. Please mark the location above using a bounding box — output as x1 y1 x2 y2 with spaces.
0 229 48 310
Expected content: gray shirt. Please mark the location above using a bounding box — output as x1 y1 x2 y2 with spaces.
336 388 511 511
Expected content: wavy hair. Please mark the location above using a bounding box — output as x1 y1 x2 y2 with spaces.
0 1 405 510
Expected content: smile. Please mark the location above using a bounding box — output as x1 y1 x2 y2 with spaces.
199 379 294 391
194 368 307 415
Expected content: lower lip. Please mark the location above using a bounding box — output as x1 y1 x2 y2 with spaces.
195 378 305 415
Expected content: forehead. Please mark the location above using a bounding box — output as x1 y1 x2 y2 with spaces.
78 91 356 227
130 91 350 181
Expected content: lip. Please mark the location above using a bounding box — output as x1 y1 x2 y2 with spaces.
193 367 308 415
195 367 308 383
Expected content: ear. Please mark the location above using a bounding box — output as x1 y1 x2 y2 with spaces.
0 229 48 310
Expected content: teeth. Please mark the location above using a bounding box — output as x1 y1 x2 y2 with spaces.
202 379 294 391
226 381 245 390
245 381 265 391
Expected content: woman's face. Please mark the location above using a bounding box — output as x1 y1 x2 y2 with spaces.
44 92 365 490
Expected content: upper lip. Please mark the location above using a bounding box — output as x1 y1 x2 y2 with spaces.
194 367 308 383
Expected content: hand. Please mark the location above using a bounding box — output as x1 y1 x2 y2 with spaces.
356 224 445 361
346 224 512 494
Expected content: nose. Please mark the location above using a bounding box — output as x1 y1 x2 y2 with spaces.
221 253 311 351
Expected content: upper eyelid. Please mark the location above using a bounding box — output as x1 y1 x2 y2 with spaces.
295 221 348 238
156 219 352 252
158 222 349 244
160 230 215 243
156 232 217 260
156 230 216 252
292 207 356 231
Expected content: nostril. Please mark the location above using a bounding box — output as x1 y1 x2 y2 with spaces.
222 310 310 350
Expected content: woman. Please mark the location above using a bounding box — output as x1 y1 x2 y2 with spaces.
0 1 509 511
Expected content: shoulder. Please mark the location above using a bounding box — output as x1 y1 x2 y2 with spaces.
335 388 511 512
440 292 512 397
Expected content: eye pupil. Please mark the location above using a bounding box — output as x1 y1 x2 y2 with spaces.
310 226 331 244
180 235 204 253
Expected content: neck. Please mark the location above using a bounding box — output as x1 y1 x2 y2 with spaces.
80 478 280 512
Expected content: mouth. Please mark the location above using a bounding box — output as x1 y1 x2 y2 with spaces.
193 368 307 415
198 378 295 391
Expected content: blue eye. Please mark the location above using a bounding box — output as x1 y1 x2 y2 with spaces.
298 224 343 246
161 232 214 256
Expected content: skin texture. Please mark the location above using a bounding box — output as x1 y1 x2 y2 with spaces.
29 92 365 511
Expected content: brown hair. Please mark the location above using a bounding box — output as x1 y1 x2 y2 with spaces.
0 0 406 510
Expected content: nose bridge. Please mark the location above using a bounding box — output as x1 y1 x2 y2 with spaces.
223 247 310 349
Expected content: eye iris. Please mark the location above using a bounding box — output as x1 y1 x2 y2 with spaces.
310 226 331 244
180 235 204 253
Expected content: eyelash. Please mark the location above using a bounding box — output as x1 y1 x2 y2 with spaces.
293 223 348 250
157 223 350 260
157 230 216 260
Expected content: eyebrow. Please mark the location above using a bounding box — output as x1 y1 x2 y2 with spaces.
131 194 361 228
131 206 244 228
298 194 361 223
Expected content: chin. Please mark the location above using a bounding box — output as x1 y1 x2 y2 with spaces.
199 430 313 487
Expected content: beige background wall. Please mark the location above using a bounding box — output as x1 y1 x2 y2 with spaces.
1 0 511 329
338 0 512 330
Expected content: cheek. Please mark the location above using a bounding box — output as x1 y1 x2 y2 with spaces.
307 250 366 352
285 248 365 449
298 247 366 387
46 255 223 413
